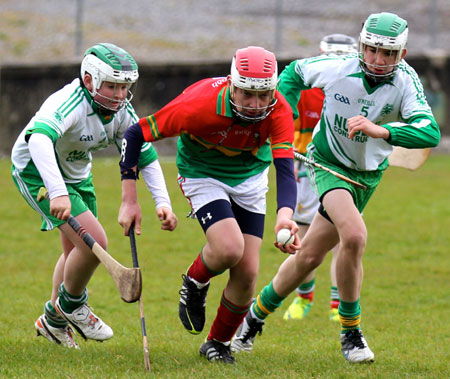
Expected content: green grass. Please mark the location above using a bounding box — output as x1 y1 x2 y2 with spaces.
1 155 449 378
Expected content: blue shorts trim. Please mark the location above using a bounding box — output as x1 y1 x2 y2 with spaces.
196 199 265 238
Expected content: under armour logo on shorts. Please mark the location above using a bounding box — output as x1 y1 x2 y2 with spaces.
201 213 212 224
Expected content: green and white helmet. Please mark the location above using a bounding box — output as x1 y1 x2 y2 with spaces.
359 12 408 81
80 43 139 113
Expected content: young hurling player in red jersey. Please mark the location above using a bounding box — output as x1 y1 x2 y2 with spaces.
118 46 300 364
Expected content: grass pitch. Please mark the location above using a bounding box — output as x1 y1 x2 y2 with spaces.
0 154 449 378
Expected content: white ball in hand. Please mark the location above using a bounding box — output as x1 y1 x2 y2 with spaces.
276 228 295 247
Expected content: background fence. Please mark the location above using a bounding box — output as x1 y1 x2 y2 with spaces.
1 0 449 156
1 55 449 157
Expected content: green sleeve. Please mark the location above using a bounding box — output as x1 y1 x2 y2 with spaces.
24 121 59 143
277 60 311 119
137 142 159 169
384 114 441 149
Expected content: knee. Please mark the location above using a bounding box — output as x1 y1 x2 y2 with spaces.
85 232 107 264
213 236 245 266
98 236 108 251
297 251 324 270
297 239 326 269
341 229 367 255
92 232 108 251
80 226 108 251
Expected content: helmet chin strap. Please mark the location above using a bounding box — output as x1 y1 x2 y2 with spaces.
95 103 117 116
361 62 396 85
230 105 270 123
82 85 119 116
93 91 127 115
229 85 276 123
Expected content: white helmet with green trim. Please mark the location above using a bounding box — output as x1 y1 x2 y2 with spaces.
359 12 408 82
80 43 139 113
319 34 357 56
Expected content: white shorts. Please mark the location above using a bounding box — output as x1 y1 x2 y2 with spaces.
178 168 269 216
292 163 319 225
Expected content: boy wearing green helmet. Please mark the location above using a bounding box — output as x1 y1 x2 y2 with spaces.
11 43 177 349
232 13 440 363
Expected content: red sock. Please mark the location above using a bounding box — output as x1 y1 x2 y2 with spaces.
330 299 340 309
207 292 251 343
299 291 314 302
187 252 217 283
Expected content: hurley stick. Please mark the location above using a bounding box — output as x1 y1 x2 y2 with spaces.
129 225 151 371
37 187 141 303
294 151 367 190
388 146 431 171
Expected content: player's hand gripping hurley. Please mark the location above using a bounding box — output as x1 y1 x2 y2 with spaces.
37 187 142 303
128 224 151 371
294 151 367 190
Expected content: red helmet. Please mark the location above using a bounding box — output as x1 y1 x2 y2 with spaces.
229 46 278 122
231 46 277 91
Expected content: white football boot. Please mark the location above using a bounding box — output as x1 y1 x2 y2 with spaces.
35 314 79 349
231 309 264 352
341 329 375 363
55 298 113 341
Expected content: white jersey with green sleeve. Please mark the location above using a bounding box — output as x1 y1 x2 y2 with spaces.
278 55 440 171
11 78 157 183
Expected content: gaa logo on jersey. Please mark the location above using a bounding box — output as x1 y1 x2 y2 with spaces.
80 134 94 141
334 93 350 105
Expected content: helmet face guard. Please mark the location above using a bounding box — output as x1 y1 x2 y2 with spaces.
81 43 139 113
359 12 408 82
229 89 278 123
319 34 357 56
229 46 278 122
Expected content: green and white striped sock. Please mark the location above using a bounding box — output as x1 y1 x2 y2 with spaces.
44 300 67 328
58 283 88 314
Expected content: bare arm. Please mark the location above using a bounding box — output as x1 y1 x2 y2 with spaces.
118 179 141 236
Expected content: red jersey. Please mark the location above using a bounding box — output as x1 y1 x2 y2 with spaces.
294 87 324 154
138 77 294 186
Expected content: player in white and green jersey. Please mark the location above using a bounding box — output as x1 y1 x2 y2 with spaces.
232 12 440 363
11 43 177 349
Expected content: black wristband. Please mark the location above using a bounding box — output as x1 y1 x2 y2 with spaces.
121 169 138 180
